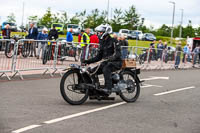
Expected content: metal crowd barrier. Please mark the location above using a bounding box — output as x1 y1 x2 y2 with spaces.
0 38 199 80
0 39 16 80
122 45 199 70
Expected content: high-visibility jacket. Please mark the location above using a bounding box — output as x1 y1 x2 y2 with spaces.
81 33 90 47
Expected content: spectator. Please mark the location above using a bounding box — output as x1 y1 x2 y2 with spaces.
37 28 48 59
192 45 200 67
112 33 118 43
89 32 99 58
66 28 73 44
120 35 129 59
90 32 99 48
157 40 164 60
187 46 192 62
182 44 189 63
81 28 90 62
27 23 38 57
48 26 58 40
78 30 84 43
2 24 11 39
149 40 157 61
174 41 183 69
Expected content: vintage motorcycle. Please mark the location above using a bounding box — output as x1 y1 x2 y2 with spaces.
60 60 142 105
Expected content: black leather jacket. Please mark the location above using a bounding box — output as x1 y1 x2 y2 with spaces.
87 35 122 64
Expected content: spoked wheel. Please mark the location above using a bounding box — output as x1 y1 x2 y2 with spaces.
119 71 140 102
22 43 31 58
60 69 89 105
5 42 14 58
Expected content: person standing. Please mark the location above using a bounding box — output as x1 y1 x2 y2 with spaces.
66 28 73 44
149 40 157 61
2 24 11 39
157 40 164 60
174 42 183 69
90 32 99 58
78 30 84 43
37 28 48 59
27 23 38 57
81 28 90 62
120 35 129 59
192 45 200 67
48 26 58 40
182 44 189 63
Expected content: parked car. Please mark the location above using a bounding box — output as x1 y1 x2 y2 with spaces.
135 30 143 40
128 30 137 40
119 29 129 38
2 22 17 32
51 23 64 34
67 24 81 35
142 33 156 41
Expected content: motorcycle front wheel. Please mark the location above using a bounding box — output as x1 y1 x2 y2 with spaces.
119 71 140 103
60 69 89 105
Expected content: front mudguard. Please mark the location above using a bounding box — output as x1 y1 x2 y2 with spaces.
62 68 93 84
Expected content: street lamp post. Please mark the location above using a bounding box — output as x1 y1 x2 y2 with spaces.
179 9 184 38
169 1 175 45
107 0 110 23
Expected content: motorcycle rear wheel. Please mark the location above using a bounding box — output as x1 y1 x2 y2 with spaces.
119 71 140 102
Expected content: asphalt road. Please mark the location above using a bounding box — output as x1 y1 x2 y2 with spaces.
0 69 200 133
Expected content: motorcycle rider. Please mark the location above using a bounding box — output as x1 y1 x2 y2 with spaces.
83 24 122 95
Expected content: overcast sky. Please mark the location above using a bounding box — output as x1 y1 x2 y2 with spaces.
0 0 199 29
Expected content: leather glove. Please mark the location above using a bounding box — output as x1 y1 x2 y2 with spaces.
82 60 90 64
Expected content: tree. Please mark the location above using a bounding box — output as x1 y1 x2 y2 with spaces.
52 12 61 23
69 13 80 24
60 12 68 27
38 8 53 28
28 15 38 22
7 13 16 23
111 8 124 32
182 20 195 38
156 24 171 37
122 5 140 30
83 9 107 29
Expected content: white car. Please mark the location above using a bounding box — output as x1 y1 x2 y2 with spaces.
133 30 143 40
119 29 129 38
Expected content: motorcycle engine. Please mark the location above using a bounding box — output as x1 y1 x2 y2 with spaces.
112 73 120 83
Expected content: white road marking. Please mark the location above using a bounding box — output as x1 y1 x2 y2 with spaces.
44 102 126 124
154 86 195 96
141 84 163 88
12 125 41 133
141 76 169 81
12 102 126 133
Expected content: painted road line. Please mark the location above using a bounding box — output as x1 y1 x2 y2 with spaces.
12 125 41 133
141 76 169 81
44 102 126 124
141 84 163 88
12 102 126 133
154 86 195 96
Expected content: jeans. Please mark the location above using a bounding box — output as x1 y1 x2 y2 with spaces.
193 53 200 65
175 56 180 68
37 42 45 58
122 48 128 59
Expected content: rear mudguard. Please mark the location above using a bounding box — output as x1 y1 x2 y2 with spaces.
121 68 143 83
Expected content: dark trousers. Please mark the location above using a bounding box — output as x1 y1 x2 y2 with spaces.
175 56 180 68
92 61 122 89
